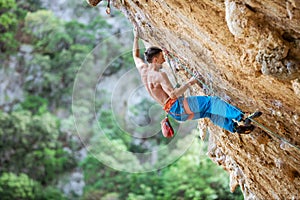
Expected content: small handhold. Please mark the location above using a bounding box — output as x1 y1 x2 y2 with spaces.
279 140 293 151
274 158 284 169
197 119 209 141
230 172 239 192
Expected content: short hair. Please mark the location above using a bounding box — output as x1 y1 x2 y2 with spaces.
144 46 162 63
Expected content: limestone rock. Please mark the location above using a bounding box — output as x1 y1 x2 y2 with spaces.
110 0 300 199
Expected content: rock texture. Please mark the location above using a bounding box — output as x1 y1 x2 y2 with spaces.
111 0 299 199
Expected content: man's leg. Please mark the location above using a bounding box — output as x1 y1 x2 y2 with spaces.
209 96 244 121
187 96 244 121
209 114 236 132
171 96 255 133
186 96 250 133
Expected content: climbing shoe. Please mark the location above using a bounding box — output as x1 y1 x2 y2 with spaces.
235 124 255 134
244 111 262 125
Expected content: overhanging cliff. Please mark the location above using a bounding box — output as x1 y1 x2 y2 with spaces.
94 0 299 199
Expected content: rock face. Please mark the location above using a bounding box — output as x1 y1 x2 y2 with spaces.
111 0 300 199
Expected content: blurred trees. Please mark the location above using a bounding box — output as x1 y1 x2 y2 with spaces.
15 0 43 13
80 135 243 200
0 109 76 184
23 10 88 106
0 172 67 200
0 0 18 54
0 0 43 55
0 172 37 200
0 94 75 198
22 9 131 108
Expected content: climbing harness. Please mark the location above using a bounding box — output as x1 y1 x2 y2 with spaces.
183 98 194 120
163 48 300 151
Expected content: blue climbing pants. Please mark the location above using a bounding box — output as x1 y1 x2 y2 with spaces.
168 96 244 133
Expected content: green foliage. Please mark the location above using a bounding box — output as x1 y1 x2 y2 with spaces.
159 141 243 200
83 192 120 200
22 10 130 106
80 114 144 199
36 186 67 200
0 0 18 53
24 10 112 53
0 12 17 29
19 95 48 114
81 136 243 200
24 10 72 53
0 172 37 200
0 172 67 200
23 46 91 105
65 18 111 48
80 156 128 199
0 110 76 184
15 0 43 12
125 173 163 200
0 0 16 9
97 109 132 145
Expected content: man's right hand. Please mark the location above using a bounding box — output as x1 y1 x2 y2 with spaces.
188 76 198 85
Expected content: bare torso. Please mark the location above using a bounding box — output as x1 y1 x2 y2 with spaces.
139 64 170 106
132 34 194 105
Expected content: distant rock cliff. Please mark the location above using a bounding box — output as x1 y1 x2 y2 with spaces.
111 0 300 199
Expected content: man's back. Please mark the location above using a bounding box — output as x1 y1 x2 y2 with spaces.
138 64 170 106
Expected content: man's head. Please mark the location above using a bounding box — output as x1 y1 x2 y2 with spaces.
144 47 165 64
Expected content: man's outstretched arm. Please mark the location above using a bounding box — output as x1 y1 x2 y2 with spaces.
161 72 197 99
133 28 145 68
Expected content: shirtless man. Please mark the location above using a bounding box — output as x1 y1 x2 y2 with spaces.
132 29 261 134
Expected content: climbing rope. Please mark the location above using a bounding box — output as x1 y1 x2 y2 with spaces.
249 118 300 151
163 49 215 95
165 53 180 88
163 48 300 151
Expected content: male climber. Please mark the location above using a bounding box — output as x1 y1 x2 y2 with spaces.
132 29 262 134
